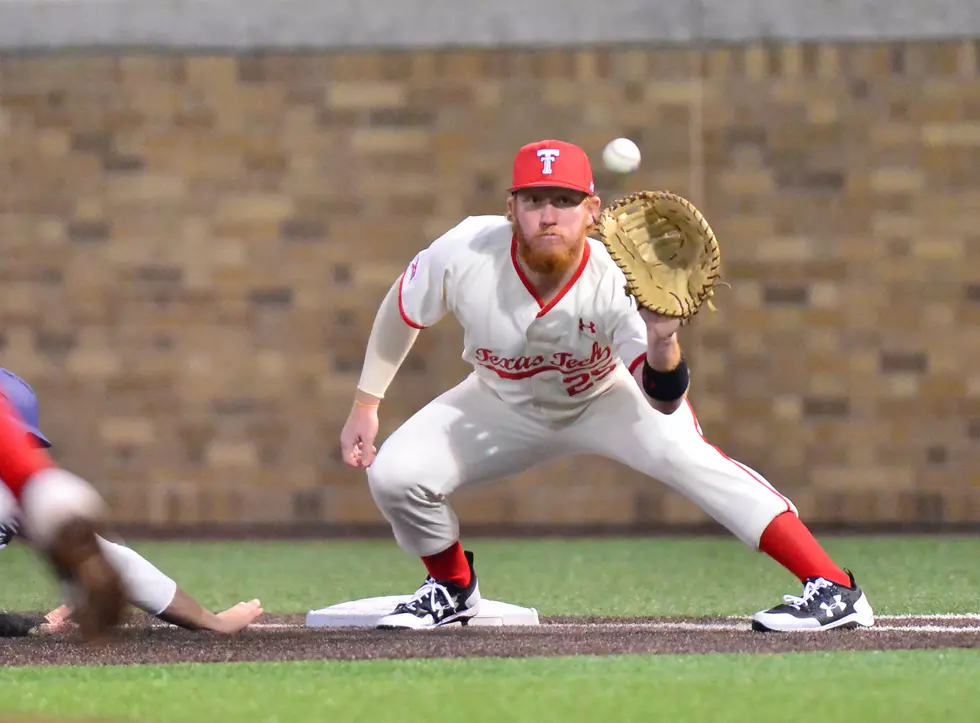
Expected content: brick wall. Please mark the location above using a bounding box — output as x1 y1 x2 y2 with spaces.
1 40 978 530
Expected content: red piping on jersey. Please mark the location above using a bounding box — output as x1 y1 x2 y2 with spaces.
510 235 591 318
397 272 426 330
685 399 793 512
628 353 645 374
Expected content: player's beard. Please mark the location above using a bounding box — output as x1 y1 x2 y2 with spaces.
513 224 583 276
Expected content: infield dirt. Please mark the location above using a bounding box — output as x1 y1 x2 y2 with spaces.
1 614 977 667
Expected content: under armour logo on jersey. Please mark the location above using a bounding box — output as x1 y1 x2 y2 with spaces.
537 148 560 175
820 596 847 618
578 319 597 334
404 252 422 284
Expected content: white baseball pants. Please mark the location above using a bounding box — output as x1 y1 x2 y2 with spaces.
367 371 797 557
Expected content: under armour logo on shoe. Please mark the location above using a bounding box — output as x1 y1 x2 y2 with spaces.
820 595 847 617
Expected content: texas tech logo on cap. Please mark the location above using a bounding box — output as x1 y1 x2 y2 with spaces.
536 148 560 175
510 139 594 195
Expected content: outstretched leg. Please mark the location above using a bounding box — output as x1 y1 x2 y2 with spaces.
564 377 874 632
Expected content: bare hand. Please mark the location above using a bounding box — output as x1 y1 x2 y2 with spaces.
639 309 682 341
340 400 380 468
212 599 264 634
40 604 72 634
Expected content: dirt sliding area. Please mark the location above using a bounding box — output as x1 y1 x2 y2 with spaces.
2 614 979 667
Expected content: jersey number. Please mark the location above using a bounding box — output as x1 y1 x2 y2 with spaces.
563 364 616 396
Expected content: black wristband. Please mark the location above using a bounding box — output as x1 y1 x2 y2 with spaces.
641 356 690 402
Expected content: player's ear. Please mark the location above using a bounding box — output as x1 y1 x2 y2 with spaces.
586 194 601 225
505 193 516 222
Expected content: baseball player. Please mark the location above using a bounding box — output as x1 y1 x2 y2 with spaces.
0 377 124 641
339 139 875 634
0 369 263 637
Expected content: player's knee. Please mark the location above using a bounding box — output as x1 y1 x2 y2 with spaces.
368 440 454 517
366 449 418 510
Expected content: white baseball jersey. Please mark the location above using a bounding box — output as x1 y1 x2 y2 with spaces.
397 215 649 423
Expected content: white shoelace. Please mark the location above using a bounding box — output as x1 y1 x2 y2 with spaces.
782 578 833 609
404 579 454 614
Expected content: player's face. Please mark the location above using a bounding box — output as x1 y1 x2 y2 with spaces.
509 188 599 275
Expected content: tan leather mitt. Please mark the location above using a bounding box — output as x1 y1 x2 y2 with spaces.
597 190 722 320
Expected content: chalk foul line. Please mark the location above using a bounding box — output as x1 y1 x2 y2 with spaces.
245 615 980 634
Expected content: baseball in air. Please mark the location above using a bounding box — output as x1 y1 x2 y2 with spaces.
602 137 641 174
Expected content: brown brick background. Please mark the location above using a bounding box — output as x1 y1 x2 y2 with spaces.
1 40 978 531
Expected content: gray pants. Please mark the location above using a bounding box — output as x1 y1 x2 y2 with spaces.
367 371 797 557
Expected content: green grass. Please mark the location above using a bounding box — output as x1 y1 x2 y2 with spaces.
2 535 978 722
3 535 979 615
2 651 978 723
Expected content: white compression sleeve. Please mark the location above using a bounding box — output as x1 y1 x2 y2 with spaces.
96 538 178 616
356 279 421 399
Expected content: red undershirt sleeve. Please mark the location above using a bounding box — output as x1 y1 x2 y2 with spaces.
0 395 54 498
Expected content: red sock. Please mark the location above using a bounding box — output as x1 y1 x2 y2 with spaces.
421 541 471 587
0 397 53 500
759 511 851 587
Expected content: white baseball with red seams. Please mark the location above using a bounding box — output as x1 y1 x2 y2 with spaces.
602 137 641 174
368 214 796 558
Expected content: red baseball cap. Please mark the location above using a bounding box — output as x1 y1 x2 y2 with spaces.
508 139 595 195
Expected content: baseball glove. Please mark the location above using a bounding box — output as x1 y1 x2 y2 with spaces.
596 190 721 320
